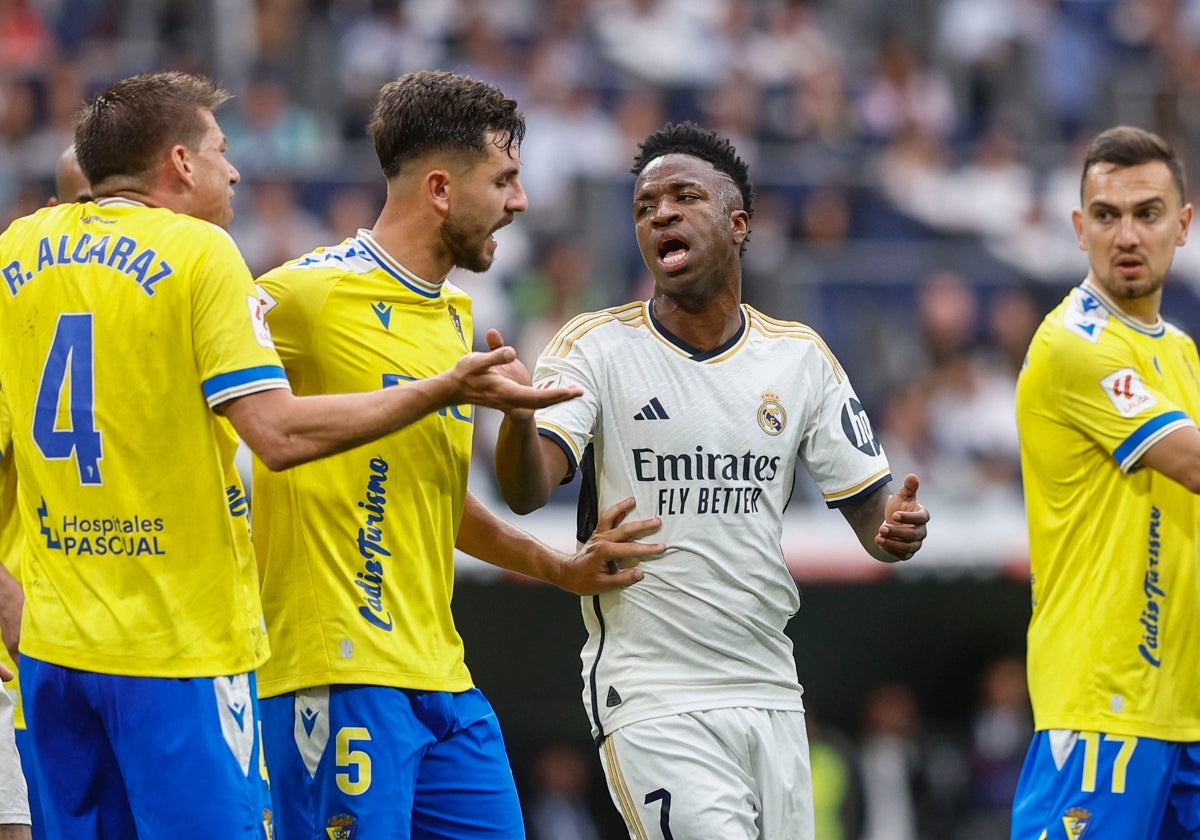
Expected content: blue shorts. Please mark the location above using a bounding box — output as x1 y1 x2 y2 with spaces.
14 728 44 840
21 656 274 839
260 685 524 839
1012 730 1200 838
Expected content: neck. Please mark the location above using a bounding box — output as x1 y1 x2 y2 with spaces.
652 286 743 351
368 201 449 285
1084 277 1162 326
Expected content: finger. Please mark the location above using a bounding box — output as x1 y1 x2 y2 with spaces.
596 497 638 531
874 535 918 561
604 568 644 589
515 386 583 408
485 328 505 351
890 509 929 525
894 473 920 501
470 345 517 371
0 663 12 682
594 540 666 559
600 516 663 542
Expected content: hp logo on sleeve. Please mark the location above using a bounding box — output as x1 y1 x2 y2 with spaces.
841 398 882 456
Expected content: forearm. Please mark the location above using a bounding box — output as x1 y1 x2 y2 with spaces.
840 487 897 563
456 492 563 584
225 376 457 471
494 414 557 514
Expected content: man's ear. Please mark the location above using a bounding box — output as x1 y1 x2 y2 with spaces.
168 144 194 187
425 168 452 215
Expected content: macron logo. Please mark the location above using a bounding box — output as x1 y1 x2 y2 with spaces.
372 302 392 329
634 397 670 421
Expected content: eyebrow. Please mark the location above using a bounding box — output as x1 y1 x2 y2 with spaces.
1088 196 1167 212
634 179 703 203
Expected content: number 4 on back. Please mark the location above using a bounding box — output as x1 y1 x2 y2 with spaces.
34 313 103 484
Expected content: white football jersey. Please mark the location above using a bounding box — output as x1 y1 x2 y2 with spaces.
533 301 892 740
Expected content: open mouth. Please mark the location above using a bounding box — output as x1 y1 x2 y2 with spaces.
1115 255 1143 274
658 237 690 269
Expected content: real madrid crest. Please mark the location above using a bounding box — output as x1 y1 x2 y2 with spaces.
757 390 786 436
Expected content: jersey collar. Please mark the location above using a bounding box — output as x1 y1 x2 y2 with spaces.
647 299 748 361
355 229 444 299
1079 280 1165 337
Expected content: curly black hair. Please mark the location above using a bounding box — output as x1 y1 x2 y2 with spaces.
630 121 754 221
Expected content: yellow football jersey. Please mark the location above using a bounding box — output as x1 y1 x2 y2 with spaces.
253 232 476 699
0 199 289 678
1016 281 1200 740
0 395 25 728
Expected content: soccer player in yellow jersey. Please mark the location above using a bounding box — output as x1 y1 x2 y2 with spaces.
0 146 93 840
0 72 583 840
0 397 30 839
251 70 661 840
1013 126 1200 837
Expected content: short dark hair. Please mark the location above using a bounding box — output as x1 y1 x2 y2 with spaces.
75 72 230 189
1081 125 1187 204
368 71 525 179
631 122 754 255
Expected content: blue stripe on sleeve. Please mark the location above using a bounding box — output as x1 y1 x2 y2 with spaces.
202 366 289 400
1114 411 1190 466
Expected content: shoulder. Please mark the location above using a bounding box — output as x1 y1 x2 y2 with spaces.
256 239 358 301
541 300 648 359
744 305 845 376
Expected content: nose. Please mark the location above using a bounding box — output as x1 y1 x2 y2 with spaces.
651 199 681 226
229 162 241 186
1114 214 1138 247
508 178 528 214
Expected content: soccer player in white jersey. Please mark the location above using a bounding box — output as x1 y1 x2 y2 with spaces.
0 71 582 840
251 70 661 840
494 122 930 839
1013 126 1200 837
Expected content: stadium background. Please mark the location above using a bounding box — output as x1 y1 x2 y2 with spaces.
4 0 1199 836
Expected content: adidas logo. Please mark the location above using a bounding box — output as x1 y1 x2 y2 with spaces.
606 686 623 707
634 397 669 421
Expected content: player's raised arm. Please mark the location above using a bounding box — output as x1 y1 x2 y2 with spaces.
223 344 582 472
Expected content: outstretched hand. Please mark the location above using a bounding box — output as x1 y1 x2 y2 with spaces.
554 497 664 596
875 473 929 561
448 328 581 414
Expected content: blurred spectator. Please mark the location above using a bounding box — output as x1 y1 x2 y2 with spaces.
856 35 957 143
231 180 332 277
809 707 864 840
0 0 55 73
334 0 448 137
510 237 604 365
525 741 601 840
859 682 966 840
590 0 730 87
220 62 332 175
321 182 383 242
914 271 1023 505
957 656 1032 840
935 0 1043 139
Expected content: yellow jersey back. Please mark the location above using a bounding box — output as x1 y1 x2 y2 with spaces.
0 199 289 677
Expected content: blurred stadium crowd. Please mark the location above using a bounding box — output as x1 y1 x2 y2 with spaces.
4 0 1200 836
8 0 1200 515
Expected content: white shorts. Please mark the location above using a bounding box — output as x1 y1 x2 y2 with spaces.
0 690 30 825
599 707 813 840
